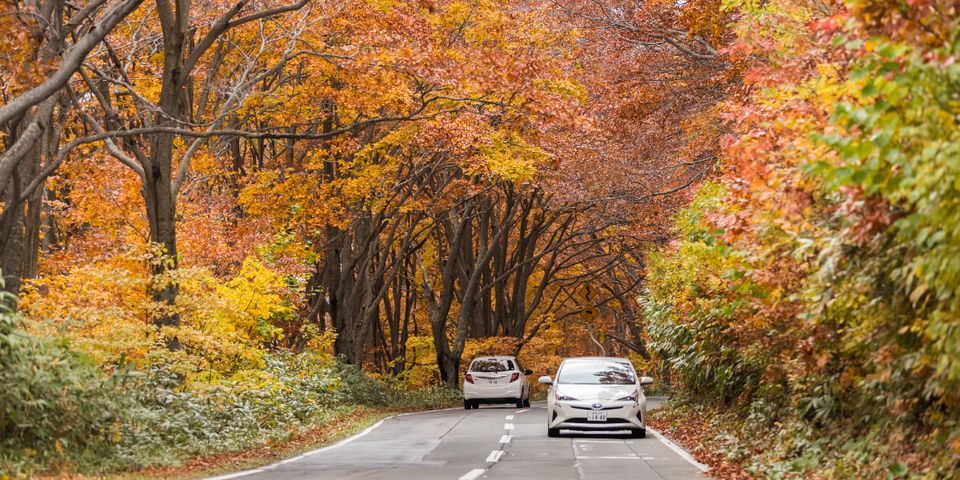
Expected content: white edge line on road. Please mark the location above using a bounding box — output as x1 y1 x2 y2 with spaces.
485 450 505 463
205 469 265 480
205 419 388 480
647 427 710 472
205 404 465 480
499 434 511 444
459 468 486 480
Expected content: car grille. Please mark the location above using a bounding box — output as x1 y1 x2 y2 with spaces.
566 417 632 424
571 405 621 411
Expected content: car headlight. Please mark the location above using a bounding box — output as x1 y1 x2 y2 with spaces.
615 392 639 402
556 393 579 402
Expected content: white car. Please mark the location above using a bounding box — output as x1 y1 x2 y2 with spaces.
538 356 653 437
463 356 532 409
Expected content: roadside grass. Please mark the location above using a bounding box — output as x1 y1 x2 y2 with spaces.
120 406 393 480
0 311 461 479
27 400 460 480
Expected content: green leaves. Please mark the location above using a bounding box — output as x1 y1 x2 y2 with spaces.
646 4 960 477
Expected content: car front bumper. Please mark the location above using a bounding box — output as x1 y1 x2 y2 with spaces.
548 400 645 431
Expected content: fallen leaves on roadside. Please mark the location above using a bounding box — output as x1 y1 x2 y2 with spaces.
649 402 753 480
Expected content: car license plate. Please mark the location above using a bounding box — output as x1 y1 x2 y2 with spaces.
587 412 607 422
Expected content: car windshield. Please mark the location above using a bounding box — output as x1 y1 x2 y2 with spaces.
556 361 636 385
470 359 514 372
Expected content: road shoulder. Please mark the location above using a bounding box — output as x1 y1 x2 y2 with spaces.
113 407 398 480
646 398 749 479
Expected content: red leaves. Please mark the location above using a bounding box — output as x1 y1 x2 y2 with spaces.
808 13 844 36
647 404 753 480
836 185 894 246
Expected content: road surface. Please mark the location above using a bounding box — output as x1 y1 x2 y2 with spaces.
211 398 707 480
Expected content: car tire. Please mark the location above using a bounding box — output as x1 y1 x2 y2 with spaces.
523 398 531 408
515 398 524 408
630 428 646 438
464 400 472 410
548 427 560 438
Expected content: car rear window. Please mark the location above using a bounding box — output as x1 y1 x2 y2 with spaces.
470 359 515 372
556 361 636 385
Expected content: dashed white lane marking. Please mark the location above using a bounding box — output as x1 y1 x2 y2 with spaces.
514 409 528 414
485 450 505 463
499 435 511 444
459 468 486 480
505 415 514 420
504 423 514 430
576 456 643 460
648 427 710 472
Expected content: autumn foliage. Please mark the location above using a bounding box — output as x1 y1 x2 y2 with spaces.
3 0 956 476
644 0 960 477
0 0 717 474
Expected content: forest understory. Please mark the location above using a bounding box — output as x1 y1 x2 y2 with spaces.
2 0 959 478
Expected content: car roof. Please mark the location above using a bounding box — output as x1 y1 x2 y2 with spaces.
470 355 516 360
560 356 631 363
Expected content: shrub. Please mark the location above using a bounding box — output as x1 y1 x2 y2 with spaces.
0 312 458 476
0 290 131 475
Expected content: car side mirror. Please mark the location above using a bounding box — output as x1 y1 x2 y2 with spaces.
524 369 533 375
640 376 654 386
538 375 553 385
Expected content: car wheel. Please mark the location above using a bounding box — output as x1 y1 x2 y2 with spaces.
515 397 524 408
630 428 646 438
523 397 531 408
547 427 560 438
464 400 472 410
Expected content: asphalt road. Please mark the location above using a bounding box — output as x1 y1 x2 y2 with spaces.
211 398 707 480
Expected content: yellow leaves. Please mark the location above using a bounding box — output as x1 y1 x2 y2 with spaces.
23 251 295 380
398 335 439 388
214 257 293 341
432 0 506 44
680 0 726 44
478 131 548 183
537 78 588 105
20 253 153 366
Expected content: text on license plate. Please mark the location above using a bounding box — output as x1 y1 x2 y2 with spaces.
587 412 607 422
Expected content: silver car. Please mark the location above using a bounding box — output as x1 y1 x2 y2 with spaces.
538 357 653 437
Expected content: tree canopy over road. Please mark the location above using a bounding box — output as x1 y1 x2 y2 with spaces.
1 0 958 478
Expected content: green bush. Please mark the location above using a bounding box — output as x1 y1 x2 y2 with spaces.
0 291 133 474
0 294 458 476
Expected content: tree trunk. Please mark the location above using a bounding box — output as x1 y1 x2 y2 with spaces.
0 167 42 298
146 0 189 349
142 164 181 349
0 99 54 299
